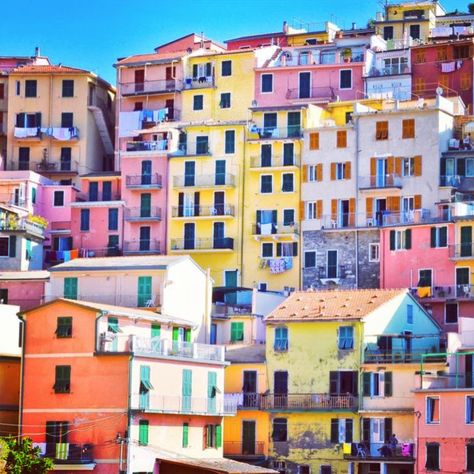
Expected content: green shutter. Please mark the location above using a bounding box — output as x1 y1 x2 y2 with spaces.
215 424 222 448
139 420 149 445
182 369 192 412
182 423 189 448
439 226 447 247
231 322 244 342
389 230 396 250
363 372 371 396
208 371 217 414
107 317 119 333
405 229 412 249
151 324 161 338
137 276 152 307
64 277 78 300
185 328 192 342
206 425 212 448
173 327 180 341
54 365 71 393
139 366 152 409
430 227 437 248
384 372 393 397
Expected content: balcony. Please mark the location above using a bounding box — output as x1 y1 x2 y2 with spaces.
123 239 161 254
126 174 163 189
13 127 42 140
249 155 300 169
172 205 235 218
35 160 79 174
121 79 182 96
359 174 402 190
125 140 169 153
344 441 414 462
366 64 411 77
0 218 45 239
131 393 236 416
124 207 161 222
363 348 445 364
247 126 302 141
79 247 122 258
317 265 349 282
40 443 94 466
225 392 261 409
321 214 357 230
260 393 357 411
46 293 159 307
170 237 234 252
224 441 266 459
170 142 211 157
75 191 121 202
183 75 215 89
449 243 474 259
252 222 299 237
381 209 437 226
173 174 235 188
286 86 336 102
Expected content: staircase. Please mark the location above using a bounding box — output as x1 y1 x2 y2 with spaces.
88 105 114 156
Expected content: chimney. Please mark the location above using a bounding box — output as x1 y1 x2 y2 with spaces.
283 21 288 34
34 46 40 57
352 22 356 30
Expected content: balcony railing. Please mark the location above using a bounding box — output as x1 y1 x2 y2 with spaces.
225 392 261 409
224 441 266 457
121 79 182 95
317 265 348 280
79 247 122 258
124 207 161 221
321 215 357 229
248 126 302 140
450 243 474 259
183 76 215 89
0 219 45 238
261 393 357 410
366 64 411 77
13 127 41 139
35 160 79 173
40 443 94 464
45 293 159 307
252 222 299 236
170 237 234 251
123 239 161 254
344 441 414 461
125 140 168 152
172 205 235 218
381 209 434 226
75 191 121 202
126 174 163 188
212 303 252 318
359 174 402 189
363 348 445 364
170 142 211 157
286 86 336 101
249 155 300 168
173 174 235 188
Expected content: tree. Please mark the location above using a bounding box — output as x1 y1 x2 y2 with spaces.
469 3 474 14
1 438 53 474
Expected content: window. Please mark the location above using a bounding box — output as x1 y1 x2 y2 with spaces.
225 130 235 154
338 326 354 350
274 327 288 352
376 121 389 140
454 45 471 59
54 365 71 393
80 209 90 231
205 424 222 448
309 132 319 150
467 444 474 471
340 70 352 89
337 130 347 148
15 80 20 96
307 201 322 220
363 371 393 397
389 229 412 250
410 24 421 40
276 242 298 257
402 119 415 139
62 80 74 97
418 269 432 288
272 418 287 441
193 95 203 110
426 397 440 424
108 208 119 231
308 165 316 182
425 443 439 471
63 277 78 300
383 26 394 40
61 113 73 128
182 423 189 448
231 322 244 342
283 209 295 226
260 175 272 193
25 80 37 98
446 303 458 324
304 251 316 268
196 136 209 154
402 157 415 177
407 304 413 324
56 317 72 338
430 227 447 248
461 73 472 91
335 162 347 180
466 396 474 424
18 147 30 170
282 173 294 192
60 147 72 171
221 60 232 76
134 101 143 111
320 466 332 474
31 187 36 204
261 74 273 93
414 50 426 64
220 92 231 109
139 420 149 445
369 243 380 262
53 190 64 207
437 47 448 61
262 242 273 258
330 418 353 443
0 84 4 99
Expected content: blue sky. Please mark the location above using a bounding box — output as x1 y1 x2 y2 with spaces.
0 0 464 83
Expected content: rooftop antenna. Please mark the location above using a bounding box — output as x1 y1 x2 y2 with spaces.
200 31 204 48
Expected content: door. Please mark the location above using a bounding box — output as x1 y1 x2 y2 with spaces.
137 276 152 307
210 323 217 345
215 160 226 185
102 181 112 201
376 159 386 187
140 193 151 218
461 226 473 257
402 197 414 223
274 371 288 408
165 98 174 119
339 200 349 228
141 160 152 185
242 421 256 455
243 371 257 407
184 162 195 186
214 192 225 215
45 422 68 457
457 267 470 297
261 144 272 167
213 222 225 249
327 250 338 278
165 66 176 89
445 158 455 185
224 270 238 287
299 72 311 99
375 199 387 226
287 111 301 137
184 223 195 249
89 182 98 201
139 226 150 251
134 69 145 92
263 113 277 136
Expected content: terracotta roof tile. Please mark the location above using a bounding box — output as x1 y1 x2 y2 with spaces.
116 51 187 65
10 64 92 74
265 288 407 322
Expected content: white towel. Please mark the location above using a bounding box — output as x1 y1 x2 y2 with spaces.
14 127 28 138
119 111 141 137
26 127 38 137
260 223 272 235
441 61 455 73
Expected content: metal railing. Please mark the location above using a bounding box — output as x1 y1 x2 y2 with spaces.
286 86 336 101
170 237 234 251
126 174 162 188
363 348 445 364
414 284 474 299
183 76 215 89
343 441 414 460
0 218 45 237
79 247 122 258
170 142 211 156
366 64 411 77
121 79 182 95
359 174 402 189
381 209 433 226
123 239 161 254
261 393 357 410
321 215 357 229
224 441 266 456
35 160 79 173
124 207 161 221
225 392 261 409
125 140 168 152
76 191 121 202
172 205 235 218
0 194 28 208
248 126 302 140
317 265 347 280
252 222 299 235
249 155 300 168
173 174 235 188
212 303 252 318
40 443 94 464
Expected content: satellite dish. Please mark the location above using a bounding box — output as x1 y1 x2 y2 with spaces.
436 87 444 96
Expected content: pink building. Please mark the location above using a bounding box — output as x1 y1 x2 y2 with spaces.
0 270 49 309
70 173 123 257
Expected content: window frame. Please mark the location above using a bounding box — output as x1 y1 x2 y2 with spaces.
261 73 274 93
54 365 71 393
62 79 74 98
425 442 440 471
369 243 380 262
426 396 440 424
304 251 316 268
260 174 273 194
193 94 204 111
281 173 294 193
445 302 458 325
402 119 415 139
224 129 235 154
274 326 288 352
466 395 474 424
221 60 232 77
339 69 353 90
376 121 389 140
80 208 90 232
53 190 65 207
338 326 354 350
220 92 231 109
24 80 37 98
56 317 72 338
261 242 273 258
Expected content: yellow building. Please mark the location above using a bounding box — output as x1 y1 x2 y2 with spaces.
167 49 255 286
450 216 474 287
6 61 115 185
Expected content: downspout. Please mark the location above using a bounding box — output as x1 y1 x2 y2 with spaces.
48 75 53 169
125 353 133 473
355 115 360 288
240 125 247 287
17 314 26 440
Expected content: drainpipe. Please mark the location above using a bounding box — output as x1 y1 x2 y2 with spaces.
17 314 26 440
355 115 360 288
124 353 133 474
48 75 53 169
240 126 247 287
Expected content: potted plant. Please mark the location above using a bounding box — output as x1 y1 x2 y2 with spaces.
341 48 352 63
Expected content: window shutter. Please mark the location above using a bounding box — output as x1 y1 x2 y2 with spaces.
183 423 189 448
331 199 337 220
293 242 298 257
302 165 308 182
8 236 16 257
349 199 355 226
430 227 437 248
391 196 400 212
16 113 25 127
272 210 277 223
395 157 402 175
215 424 222 448
329 371 338 394
331 163 336 180
345 419 353 443
316 200 323 219
362 418 371 442
366 198 373 219
299 201 305 220
35 112 42 127
351 371 358 396
384 417 392 443
363 372 371 396
316 163 323 181
440 226 447 247
405 229 412 249
370 158 376 180
414 194 422 210
387 156 395 174
276 243 282 257
256 210 261 224
458 158 466 176
414 155 422 176
203 424 208 449
309 132 319 150
345 161 351 179
194 191 200 216
330 419 339 443
384 372 393 397
390 230 396 251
